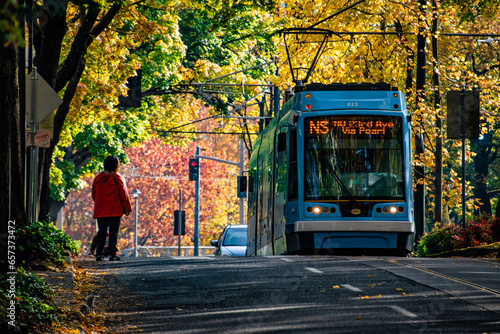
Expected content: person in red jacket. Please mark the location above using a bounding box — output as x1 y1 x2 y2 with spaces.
92 155 132 261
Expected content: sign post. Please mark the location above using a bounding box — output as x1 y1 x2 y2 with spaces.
447 89 480 228
25 70 63 223
178 189 183 256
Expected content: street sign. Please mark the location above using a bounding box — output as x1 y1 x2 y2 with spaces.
25 72 63 125
27 129 51 148
447 90 480 139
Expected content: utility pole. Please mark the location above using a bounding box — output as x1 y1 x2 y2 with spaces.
194 146 200 256
238 140 245 225
414 0 427 239
193 140 246 254
178 189 182 256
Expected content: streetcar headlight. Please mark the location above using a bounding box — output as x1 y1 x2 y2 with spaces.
322 207 329 214
313 206 321 214
375 204 405 216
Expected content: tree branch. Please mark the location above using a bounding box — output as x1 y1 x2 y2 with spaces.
55 3 99 92
55 3 122 92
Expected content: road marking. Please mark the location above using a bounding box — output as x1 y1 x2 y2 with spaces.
171 305 323 318
304 267 323 274
388 305 418 318
171 256 214 260
341 284 363 292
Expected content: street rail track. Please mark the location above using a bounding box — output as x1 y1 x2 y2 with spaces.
381 258 500 298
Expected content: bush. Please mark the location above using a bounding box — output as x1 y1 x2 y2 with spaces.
0 268 59 331
453 215 494 248
15 221 79 268
491 217 500 242
416 223 460 257
416 215 500 257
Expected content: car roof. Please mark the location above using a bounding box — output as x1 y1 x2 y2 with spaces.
226 224 247 229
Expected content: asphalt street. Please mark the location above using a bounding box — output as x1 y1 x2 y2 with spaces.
86 256 500 333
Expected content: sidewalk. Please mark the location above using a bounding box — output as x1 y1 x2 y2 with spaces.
33 255 105 333
36 256 77 311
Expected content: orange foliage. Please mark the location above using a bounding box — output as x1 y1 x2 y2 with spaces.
64 138 241 254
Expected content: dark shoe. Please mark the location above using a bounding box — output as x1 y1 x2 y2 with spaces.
96 255 103 261
109 255 121 261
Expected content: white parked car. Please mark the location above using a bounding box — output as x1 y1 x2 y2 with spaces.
210 224 247 256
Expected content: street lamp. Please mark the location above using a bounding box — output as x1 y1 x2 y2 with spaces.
477 38 500 43
132 189 141 257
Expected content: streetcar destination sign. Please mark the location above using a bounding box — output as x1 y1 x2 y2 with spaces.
307 119 395 136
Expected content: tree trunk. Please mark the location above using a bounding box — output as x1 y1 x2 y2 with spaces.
49 198 66 224
473 144 492 215
0 41 27 271
431 1 443 224
33 2 122 221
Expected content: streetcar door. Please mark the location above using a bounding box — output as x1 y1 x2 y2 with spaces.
286 129 300 225
274 129 287 254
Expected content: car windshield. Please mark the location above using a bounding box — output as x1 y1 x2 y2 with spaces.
222 228 247 246
304 115 404 200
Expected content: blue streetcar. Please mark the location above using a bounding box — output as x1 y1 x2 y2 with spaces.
246 83 415 255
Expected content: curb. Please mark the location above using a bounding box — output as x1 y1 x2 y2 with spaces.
36 255 77 310
428 247 500 258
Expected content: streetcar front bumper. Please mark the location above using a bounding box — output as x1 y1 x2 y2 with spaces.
290 220 415 252
293 220 414 233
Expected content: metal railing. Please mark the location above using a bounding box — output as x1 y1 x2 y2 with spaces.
119 246 215 257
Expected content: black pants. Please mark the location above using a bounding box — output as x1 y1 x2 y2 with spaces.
96 217 121 256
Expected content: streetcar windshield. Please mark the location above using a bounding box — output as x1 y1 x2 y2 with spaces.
304 115 404 200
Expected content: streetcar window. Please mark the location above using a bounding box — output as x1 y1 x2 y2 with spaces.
288 129 298 201
248 173 254 193
248 170 256 217
258 162 264 219
304 116 404 200
278 132 287 152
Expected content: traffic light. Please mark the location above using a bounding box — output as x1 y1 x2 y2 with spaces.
173 210 186 235
237 175 247 198
189 158 199 181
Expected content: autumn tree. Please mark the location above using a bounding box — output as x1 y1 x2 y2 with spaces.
33 0 278 226
274 0 500 228
64 120 241 254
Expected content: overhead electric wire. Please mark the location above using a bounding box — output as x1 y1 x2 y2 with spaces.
166 112 224 132
160 130 259 135
307 0 368 29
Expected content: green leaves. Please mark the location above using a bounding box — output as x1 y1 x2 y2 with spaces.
0 0 24 47
0 268 60 330
15 221 79 267
51 112 149 201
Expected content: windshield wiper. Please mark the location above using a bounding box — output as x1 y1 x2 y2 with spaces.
322 158 358 205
